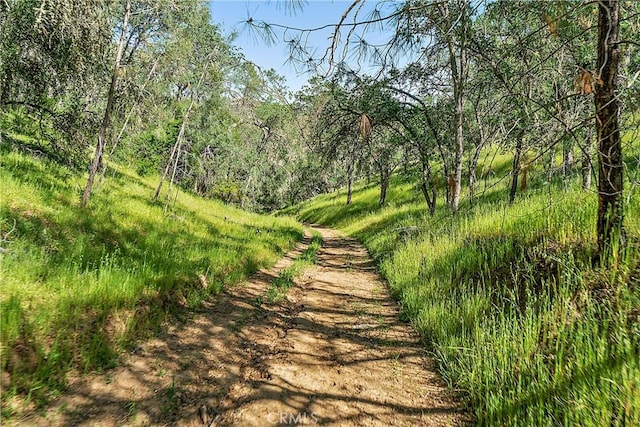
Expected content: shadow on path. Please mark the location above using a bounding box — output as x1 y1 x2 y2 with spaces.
26 227 467 426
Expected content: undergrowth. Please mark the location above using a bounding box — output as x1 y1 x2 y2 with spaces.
290 163 640 425
0 143 302 416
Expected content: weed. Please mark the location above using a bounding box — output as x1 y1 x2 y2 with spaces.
124 392 137 418
160 377 178 418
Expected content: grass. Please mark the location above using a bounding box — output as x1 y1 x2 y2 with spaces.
0 143 302 415
264 231 323 303
287 154 640 425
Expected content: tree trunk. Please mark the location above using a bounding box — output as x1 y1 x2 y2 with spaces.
441 161 451 207
163 129 185 214
81 0 131 207
562 142 574 178
379 169 389 207
153 109 190 203
98 57 160 187
469 145 482 207
346 162 353 205
509 134 523 204
595 0 624 259
153 54 211 204
452 90 464 212
582 127 593 190
547 145 556 181
439 1 468 213
420 156 436 216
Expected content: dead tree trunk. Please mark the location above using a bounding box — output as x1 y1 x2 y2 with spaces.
595 0 624 259
153 55 211 204
153 105 191 203
81 0 131 207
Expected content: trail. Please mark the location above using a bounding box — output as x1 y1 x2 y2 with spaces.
28 227 466 426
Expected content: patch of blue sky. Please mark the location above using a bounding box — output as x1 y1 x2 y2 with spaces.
209 1 408 92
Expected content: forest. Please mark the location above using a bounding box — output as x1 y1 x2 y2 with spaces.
1 0 639 425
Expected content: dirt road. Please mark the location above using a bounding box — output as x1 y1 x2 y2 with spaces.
28 227 465 426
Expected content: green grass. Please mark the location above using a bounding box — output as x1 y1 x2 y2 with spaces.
289 158 640 425
0 146 302 415
264 231 323 303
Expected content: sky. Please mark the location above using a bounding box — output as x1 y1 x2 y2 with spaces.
208 1 398 92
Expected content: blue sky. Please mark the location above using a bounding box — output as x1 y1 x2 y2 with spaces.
209 1 398 92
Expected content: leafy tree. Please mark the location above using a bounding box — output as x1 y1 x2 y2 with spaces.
0 0 109 163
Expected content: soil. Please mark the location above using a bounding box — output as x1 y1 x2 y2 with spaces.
21 226 466 426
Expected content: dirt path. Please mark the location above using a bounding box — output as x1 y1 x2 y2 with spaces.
27 227 465 426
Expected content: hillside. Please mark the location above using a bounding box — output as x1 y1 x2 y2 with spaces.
286 161 640 425
0 145 302 415
2 1 639 424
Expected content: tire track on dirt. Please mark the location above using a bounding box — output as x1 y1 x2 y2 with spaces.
24 227 466 426
221 226 466 426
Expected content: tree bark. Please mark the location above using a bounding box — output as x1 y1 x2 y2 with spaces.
346 161 353 205
440 158 450 207
509 133 523 204
469 145 482 207
451 79 465 212
547 144 557 181
81 0 131 207
595 0 624 259
420 155 436 216
379 169 389 207
163 121 187 213
445 3 468 213
582 127 593 190
153 53 211 204
562 144 574 178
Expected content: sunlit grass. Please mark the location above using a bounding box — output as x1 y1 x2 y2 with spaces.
293 152 640 425
0 148 302 413
264 230 323 303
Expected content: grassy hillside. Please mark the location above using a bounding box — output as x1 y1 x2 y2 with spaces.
288 161 640 425
0 145 302 415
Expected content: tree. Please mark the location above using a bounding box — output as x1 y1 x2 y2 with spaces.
437 1 470 212
82 0 131 207
594 0 623 260
0 0 109 164
82 0 207 206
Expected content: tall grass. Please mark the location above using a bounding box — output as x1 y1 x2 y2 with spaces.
292 165 640 425
0 147 302 414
